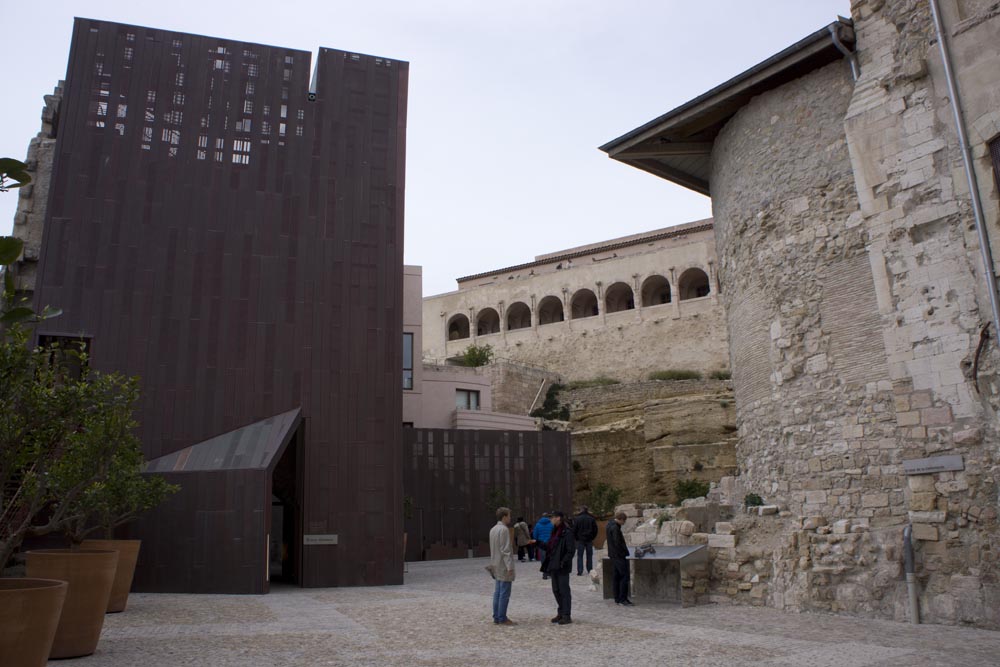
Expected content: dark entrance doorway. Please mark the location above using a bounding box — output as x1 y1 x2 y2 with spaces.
269 425 303 586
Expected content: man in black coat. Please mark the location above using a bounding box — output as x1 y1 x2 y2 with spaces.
542 510 576 624
572 505 598 576
606 510 633 606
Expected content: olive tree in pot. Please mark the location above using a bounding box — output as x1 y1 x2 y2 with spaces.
0 224 76 667
65 433 177 613
23 372 157 658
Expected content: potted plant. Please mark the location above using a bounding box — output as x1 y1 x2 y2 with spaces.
0 221 79 667
24 372 151 657
68 440 177 612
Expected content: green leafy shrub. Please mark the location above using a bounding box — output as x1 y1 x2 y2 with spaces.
531 383 569 421
656 511 673 528
587 482 623 518
484 488 511 513
566 376 620 390
744 493 764 507
710 369 732 380
459 344 494 367
572 460 582 472
674 479 710 502
648 369 702 381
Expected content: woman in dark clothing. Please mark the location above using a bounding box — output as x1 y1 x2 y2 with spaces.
541 510 576 624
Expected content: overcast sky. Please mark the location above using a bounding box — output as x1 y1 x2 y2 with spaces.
1 1 849 296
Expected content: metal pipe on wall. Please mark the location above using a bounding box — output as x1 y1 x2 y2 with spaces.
929 0 1000 340
903 524 920 624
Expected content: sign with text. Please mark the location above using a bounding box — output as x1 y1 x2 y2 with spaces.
303 534 339 546
902 455 964 475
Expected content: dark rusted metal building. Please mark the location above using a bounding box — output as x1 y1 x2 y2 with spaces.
403 429 573 562
31 18 408 592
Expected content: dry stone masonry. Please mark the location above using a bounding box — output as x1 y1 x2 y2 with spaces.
604 0 1000 629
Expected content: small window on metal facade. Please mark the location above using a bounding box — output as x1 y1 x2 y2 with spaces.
38 335 91 381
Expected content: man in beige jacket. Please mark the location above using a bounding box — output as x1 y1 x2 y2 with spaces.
489 507 516 625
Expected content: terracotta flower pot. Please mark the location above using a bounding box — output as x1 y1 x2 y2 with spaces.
0 578 68 667
82 539 141 612
25 549 118 659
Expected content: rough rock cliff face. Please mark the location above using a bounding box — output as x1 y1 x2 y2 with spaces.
563 379 737 505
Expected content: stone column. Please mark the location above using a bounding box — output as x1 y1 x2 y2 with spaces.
596 281 606 325
708 260 719 303
669 267 681 320
530 294 538 333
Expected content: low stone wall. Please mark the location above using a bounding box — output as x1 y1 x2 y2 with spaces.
612 491 1000 629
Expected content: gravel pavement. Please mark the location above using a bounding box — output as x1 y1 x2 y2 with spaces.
65 557 1000 666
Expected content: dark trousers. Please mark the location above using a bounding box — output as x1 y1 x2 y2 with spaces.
612 557 630 603
576 540 593 574
550 571 572 618
537 545 547 576
517 545 534 561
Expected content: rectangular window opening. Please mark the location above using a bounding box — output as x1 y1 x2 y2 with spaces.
403 332 414 390
456 389 481 411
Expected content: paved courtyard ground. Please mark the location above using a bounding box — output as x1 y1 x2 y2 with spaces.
73 558 1000 666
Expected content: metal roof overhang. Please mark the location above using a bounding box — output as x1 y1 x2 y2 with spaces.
599 19 855 196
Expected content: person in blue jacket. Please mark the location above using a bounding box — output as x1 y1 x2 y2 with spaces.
532 512 554 579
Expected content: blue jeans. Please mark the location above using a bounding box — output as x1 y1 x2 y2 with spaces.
576 540 594 574
492 579 512 623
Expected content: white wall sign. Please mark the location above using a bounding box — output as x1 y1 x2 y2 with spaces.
902 455 964 475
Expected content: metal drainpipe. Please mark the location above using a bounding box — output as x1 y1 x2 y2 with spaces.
903 525 920 624
930 0 1000 340
828 23 860 80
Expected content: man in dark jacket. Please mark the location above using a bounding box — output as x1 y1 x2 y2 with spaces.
606 510 633 606
542 510 576 624
572 506 598 576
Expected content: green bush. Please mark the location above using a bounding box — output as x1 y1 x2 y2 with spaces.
572 460 583 472
587 482 623 518
565 376 620 390
530 383 569 421
459 344 494 367
744 493 764 507
674 479 710 502
648 369 702 381
656 511 672 528
710 369 732 380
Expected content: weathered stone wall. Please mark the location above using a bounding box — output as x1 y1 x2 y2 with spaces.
706 0 1000 628
11 82 63 295
481 360 560 416
565 379 737 505
422 222 729 382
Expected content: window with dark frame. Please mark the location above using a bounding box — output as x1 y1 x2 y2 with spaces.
38 335 92 381
403 332 414 390
455 389 480 411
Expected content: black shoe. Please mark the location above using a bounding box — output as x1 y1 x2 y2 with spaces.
542 574 549 580
557 616 573 625
576 572 584 576
551 615 561 624
622 600 635 607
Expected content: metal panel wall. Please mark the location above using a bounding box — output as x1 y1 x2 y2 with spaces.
402 429 572 562
33 19 407 588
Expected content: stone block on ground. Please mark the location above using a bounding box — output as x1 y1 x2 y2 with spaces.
715 522 734 535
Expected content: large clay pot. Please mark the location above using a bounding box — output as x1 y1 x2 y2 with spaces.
25 549 118 659
82 539 141 612
594 520 608 549
0 578 68 667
